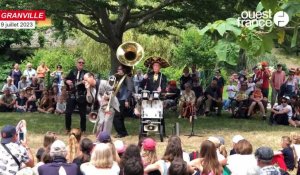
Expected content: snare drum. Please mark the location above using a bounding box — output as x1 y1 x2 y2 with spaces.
153 91 160 100
141 90 150 100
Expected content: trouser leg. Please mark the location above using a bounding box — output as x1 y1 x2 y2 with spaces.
65 97 76 131
78 101 87 132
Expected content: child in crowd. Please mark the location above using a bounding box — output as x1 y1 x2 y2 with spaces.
73 138 94 175
55 95 66 115
229 135 244 155
15 90 27 112
38 90 54 114
223 79 237 111
67 128 82 163
247 83 266 119
140 138 159 175
25 87 37 112
245 77 255 95
281 136 295 171
290 132 300 168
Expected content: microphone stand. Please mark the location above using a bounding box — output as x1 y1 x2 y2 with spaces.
185 113 201 138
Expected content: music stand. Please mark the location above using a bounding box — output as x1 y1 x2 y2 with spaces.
184 115 202 138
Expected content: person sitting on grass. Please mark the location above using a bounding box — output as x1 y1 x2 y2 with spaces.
2 77 18 94
280 136 295 171
247 83 266 119
25 87 37 112
269 96 293 126
0 87 16 112
55 95 66 115
229 135 244 155
38 90 54 114
223 78 237 111
231 82 248 114
18 75 30 91
178 83 196 120
67 128 82 163
73 138 93 175
189 140 223 175
15 89 28 112
255 147 281 174
140 138 160 175
289 101 300 127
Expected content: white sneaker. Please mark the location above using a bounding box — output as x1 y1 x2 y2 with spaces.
178 115 182 119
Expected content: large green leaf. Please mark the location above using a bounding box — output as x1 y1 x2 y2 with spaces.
291 25 298 48
281 1 300 19
256 2 264 12
261 0 278 12
213 39 239 66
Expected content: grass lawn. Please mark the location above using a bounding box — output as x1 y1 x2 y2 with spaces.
0 111 297 158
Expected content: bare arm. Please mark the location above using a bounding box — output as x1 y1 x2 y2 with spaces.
144 160 162 174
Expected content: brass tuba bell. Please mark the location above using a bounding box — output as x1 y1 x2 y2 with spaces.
116 41 144 66
88 111 98 123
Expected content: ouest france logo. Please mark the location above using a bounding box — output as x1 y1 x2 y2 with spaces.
237 10 289 28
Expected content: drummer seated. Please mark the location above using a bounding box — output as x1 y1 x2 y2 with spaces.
178 83 196 119
163 80 180 109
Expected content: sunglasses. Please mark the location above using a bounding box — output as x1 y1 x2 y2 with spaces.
78 62 85 64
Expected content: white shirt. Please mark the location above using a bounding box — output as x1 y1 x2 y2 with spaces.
293 144 300 161
227 85 237 98
274 104 293 117
23 69 36 82
80 161 120 175
227 154 259 175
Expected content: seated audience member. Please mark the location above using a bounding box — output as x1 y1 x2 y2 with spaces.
55 95 66 115
168 158 189 175
38 140 77 175
120 144 142 175
73 138 93 175
2 77 18 94
290 132 300 167
0 87 16 112
144 136 194 175
289 101 300 127
189 140 223 175
227 139 259 175
38 91 54 114
25 87 37 112
15 90 28 112
223 79 237 111
255 147 281 174
123 158 144 175
67 128 82 163
280 136 295 171
229 135 244 155
0 125 34 174
269 96 293 125
231 82 248 115
204 80 222 116
107 142 121 164
18 75 30 91
192 76 204 113
245 77 255 95
179 66 192 91
178 83 196 120
30 77 43 100
114 140 126 158
207 137 227 166
140 138 160 175
97 131 112 143
163 80 180 109
33 131 57 174
247 83 266 119
80 143 120 175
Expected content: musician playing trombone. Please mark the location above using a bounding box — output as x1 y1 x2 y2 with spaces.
64 57 88 134
85 73 120 136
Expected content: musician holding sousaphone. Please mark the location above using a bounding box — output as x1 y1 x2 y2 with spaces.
64 57 88 134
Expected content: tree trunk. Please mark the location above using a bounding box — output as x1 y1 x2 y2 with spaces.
109 39 122 74
237 48 247 71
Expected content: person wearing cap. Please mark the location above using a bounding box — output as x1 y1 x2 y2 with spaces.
23 63 36 84
140 56 169 136
141 138 158 170
0 125 34 175
0 87 16 112
270 96 293 125
271 64 286 108
38 140 77 175
282 68 298 98
255 147 281 174
114 140 126 157
229 135 244 155
2 77 18 94
256 61 271 98
97 131 112 143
